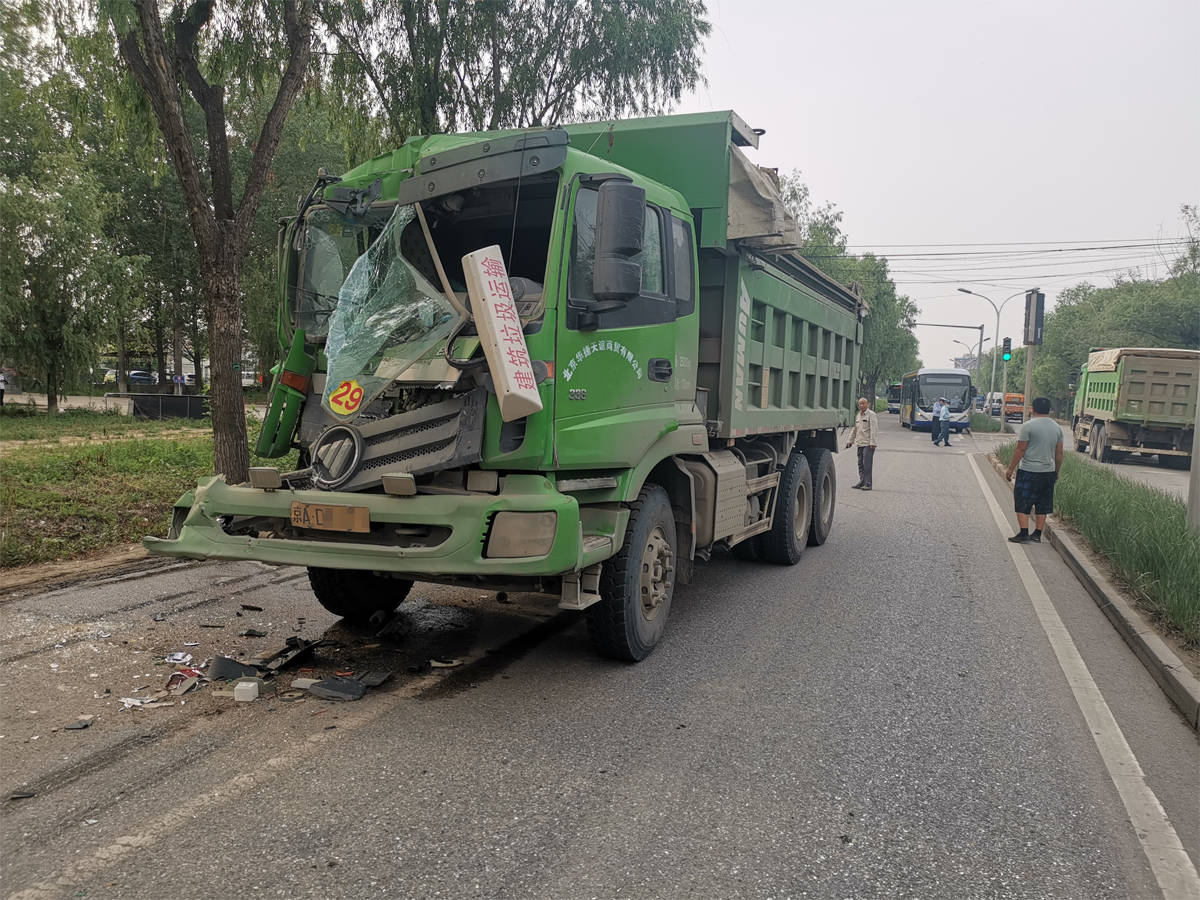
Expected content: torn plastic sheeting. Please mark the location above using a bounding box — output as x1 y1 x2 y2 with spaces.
207 656 259 680
307 677 366 702
246 636 322 673
321 204 457 422
165 652 193 665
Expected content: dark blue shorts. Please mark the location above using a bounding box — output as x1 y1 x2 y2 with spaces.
1014 469 1056 515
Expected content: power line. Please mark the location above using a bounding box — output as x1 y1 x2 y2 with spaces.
844 237 1187 248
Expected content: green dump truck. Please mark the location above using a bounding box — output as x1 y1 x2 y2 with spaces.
146 111 864 660
1071 347 1198 468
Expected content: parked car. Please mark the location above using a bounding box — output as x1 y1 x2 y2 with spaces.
128 370 156 385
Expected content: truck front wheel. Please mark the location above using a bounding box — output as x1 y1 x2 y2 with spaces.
588 485 676 662
759 452 813 564
307 567 413 623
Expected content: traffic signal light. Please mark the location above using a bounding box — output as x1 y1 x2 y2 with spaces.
1002 337 1012 361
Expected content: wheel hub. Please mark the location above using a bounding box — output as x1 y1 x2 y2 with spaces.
639 527 673 621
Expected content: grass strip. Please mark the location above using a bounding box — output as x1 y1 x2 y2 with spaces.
970 412 1004 432
996 442 1200 647
0 406 210 442
0 418 297 568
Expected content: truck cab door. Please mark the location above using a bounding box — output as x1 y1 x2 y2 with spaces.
554 184 689 468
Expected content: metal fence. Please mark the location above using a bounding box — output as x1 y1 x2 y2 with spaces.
104 392 210 420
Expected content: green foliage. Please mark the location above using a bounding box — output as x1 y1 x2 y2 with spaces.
995 444 1199 646
0 150 116 410
321 0 710 157
779 171 921 400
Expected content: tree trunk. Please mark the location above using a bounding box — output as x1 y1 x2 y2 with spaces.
173 317 185 396
204 248 249 483
152 295 167 385
118 330 128 394
46 360 59 415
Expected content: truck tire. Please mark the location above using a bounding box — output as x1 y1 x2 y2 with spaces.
759 452 812 565
1090 423 1105 461
587 485 676 662
1073 418 1087 453
307 567 413 623
804 448 835 546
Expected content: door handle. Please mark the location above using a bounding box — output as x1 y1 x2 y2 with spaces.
648 358 673 382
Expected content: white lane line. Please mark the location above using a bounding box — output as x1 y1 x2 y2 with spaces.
968 453 1200 900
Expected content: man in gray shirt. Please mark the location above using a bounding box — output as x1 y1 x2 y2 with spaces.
1005 396 1063 543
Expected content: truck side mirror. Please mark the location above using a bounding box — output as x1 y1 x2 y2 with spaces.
593 181 645 303
1067 378 1077 391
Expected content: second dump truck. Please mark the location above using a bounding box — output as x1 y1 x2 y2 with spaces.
1072 347 1198 468
146 111 865 661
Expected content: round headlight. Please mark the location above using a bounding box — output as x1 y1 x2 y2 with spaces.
310 425 363 490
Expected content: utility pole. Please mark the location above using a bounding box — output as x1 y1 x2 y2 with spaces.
1021 289 1045 424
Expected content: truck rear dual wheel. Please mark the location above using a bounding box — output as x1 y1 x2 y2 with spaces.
307 567 413 623
804 448 835 546
759 452 813 565
587 485 676 662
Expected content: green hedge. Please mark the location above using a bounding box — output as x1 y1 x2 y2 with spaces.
997 443 1200 647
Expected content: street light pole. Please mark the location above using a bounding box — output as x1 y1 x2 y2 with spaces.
957 288 1029 420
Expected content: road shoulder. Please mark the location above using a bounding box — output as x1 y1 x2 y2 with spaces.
985 452 1200 730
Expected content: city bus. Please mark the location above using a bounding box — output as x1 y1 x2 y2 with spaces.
899 368 973 432
885 381 902 413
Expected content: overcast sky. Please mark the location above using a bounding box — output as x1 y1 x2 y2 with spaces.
678 0 1199 385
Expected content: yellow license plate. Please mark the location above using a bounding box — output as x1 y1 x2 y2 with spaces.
290 501 370 534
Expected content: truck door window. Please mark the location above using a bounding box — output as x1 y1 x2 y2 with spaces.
671 217 695 316
569 188 674 329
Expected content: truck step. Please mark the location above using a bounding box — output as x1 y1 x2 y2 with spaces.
560 564 602 611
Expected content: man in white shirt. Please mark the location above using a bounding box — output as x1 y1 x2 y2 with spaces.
845 397 879 491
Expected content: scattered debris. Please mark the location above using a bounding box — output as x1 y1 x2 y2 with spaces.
308 677 365 702
84 819 99 826
496 591 511 604
240 604 264 612
98 632 112 639
198 623 225 629
430 657 461 669
183 642 200 647
406 662 431 675
119 697 175 709
291 678 320 690
239 628 268 638
167 674 199 696
8 792 35 801
246 636 322 673
278 690 307 702
211 687 236 699
64 717 93 731
334 670 355 677
208 656 259 680
165 652 193 665
233 680 260 702
356 670 394 688
152 612 167 622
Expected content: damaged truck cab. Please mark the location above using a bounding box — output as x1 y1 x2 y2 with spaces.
146 111 865 661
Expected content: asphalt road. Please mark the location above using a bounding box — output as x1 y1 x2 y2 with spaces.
2 416 1197 899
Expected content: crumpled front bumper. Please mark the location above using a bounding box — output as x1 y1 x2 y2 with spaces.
144 473 584 577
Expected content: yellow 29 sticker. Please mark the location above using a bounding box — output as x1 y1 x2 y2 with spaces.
328 379 364 416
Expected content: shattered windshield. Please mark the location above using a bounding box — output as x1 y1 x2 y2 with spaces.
320 204 457 421
295 205 397 341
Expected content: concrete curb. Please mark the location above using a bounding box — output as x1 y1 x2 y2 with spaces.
986 452 1200 730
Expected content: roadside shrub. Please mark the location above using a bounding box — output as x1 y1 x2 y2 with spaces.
997 442 1200 647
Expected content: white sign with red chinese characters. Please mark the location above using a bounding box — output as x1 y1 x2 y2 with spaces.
461 246 544 422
